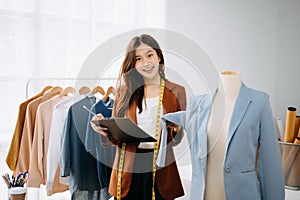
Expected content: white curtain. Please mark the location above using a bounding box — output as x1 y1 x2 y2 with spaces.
0 0 165 134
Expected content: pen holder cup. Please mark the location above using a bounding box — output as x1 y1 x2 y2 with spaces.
278 142 300 190
9 187 26 200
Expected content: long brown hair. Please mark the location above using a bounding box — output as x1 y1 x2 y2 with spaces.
115 34 166 117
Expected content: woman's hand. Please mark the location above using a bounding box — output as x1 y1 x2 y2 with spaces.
166 121 181 132
90 113 109 137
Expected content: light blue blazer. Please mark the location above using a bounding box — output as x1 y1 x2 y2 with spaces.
162 83 285 200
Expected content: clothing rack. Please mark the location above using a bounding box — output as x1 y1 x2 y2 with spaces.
26 77 117 99
10 76 118 199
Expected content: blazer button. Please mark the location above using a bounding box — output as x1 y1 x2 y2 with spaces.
224 167 231 173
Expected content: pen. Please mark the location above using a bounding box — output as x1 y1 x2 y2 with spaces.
83 105 97 116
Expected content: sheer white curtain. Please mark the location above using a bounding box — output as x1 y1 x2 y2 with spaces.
0 1 165 198
0 0 165 134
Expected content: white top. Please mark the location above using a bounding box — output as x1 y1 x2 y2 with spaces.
46 95 85 189
205 71 242 200
137 96 162 149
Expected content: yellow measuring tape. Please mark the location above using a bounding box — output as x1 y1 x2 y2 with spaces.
117 143 126 200
116 79 165 200
152 79 165 200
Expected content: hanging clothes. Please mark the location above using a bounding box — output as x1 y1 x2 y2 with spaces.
5 86 52 171
15 88 61 173
60 94 102 199
85 98 115 190
28 95 70 195
46 95 85 190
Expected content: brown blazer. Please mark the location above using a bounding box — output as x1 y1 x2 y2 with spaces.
108 80 186 199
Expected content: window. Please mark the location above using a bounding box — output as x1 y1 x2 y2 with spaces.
0 0 165 135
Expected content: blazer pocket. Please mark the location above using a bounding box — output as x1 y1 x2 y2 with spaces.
240 168 261 199
240 168 256 174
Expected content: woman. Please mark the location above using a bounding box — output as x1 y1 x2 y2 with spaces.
91 34 186 200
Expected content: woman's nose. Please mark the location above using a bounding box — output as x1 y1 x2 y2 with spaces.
144 57 152 65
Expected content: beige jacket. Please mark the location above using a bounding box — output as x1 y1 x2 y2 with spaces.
28 95 69 195
15 87 62 174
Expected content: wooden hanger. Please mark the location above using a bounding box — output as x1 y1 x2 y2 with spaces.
79 86 91 95
102 86 115 101
49 86 63 96
92 85 105 95
41 85 53 95
43 86 63 98
59 86 75 98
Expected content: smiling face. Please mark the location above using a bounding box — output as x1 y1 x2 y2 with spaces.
134 43 161 83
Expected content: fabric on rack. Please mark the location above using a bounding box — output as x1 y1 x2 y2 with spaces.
6 91 45 171
60 94 102 198
28 95 69 195
85 98 115 189
46 95 85 190
15 90 60 173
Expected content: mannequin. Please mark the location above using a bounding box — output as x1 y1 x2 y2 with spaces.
160 69 285 200
205 71 242 199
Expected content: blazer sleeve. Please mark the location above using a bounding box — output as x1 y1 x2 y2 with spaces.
258 94 285 200
169 84 187 146
28 106 44 187
60 108 72 177
85 105 98 155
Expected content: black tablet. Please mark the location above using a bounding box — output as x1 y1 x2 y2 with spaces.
91 118 156 143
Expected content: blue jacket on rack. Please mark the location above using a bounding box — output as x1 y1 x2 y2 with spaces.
60 95 100 196
85 98 115 189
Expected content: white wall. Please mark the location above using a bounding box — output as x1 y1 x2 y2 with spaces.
165 0 300 121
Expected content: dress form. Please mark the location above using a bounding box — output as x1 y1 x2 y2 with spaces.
204 71 242 200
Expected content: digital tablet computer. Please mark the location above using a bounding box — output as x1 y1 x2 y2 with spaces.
91 118 157 143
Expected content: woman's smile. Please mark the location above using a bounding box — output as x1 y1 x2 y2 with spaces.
142 64 155 73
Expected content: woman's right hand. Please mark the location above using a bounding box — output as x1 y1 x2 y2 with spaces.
90 113 109 137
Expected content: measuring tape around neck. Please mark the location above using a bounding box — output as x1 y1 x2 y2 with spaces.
116 79 165 200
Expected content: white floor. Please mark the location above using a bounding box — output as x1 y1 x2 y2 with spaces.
1 137 299 200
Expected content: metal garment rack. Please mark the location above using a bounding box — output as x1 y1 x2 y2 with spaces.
25 77 117 99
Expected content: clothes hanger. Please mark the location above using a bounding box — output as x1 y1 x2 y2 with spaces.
79 86 91 95
102 86 115 101
59 86 75 98
49 86 63 96
40 85 53 94
43 86 63 98
92 85 105 95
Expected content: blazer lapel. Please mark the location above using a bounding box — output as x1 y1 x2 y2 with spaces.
226 83 252 149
